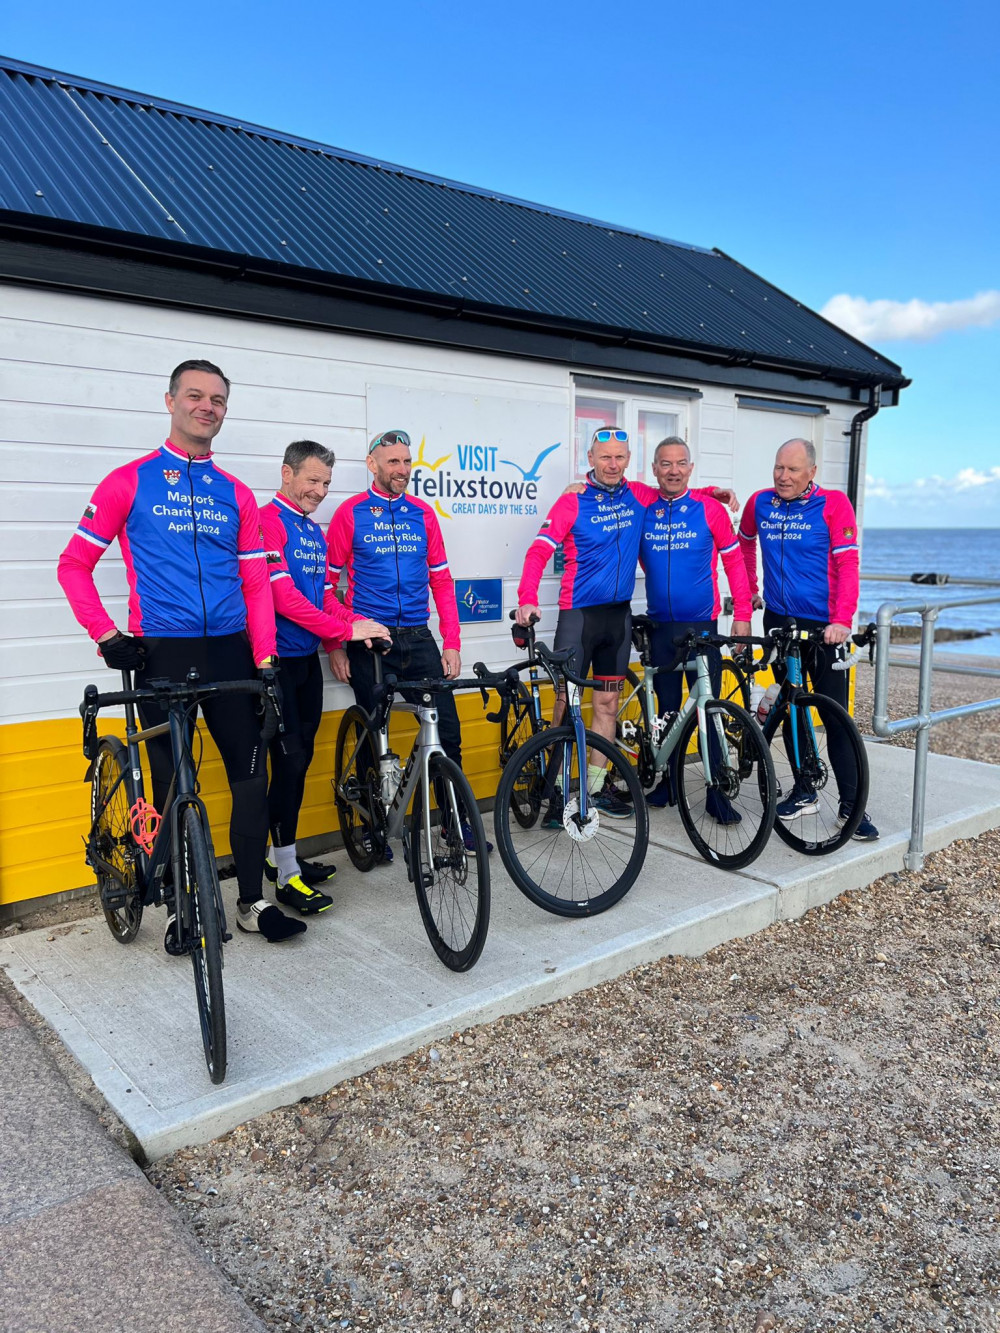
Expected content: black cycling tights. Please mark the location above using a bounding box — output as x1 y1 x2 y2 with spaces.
135 633 268 904
267 652 324 848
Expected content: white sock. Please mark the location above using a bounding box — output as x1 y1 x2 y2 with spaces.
587 764 607 795
271 843 299 886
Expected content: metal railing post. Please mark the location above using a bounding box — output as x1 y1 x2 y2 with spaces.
904 608 939 872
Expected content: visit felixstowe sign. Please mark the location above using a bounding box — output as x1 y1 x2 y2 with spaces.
366 384 568 581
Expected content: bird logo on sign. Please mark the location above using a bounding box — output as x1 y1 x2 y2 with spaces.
500 441 563 482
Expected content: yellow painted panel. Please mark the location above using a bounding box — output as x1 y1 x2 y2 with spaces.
1 688 513 908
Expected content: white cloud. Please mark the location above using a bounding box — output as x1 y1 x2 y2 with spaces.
821 291 1000 343
864 467 1000 508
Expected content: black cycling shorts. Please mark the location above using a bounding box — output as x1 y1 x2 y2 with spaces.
554 602 631 684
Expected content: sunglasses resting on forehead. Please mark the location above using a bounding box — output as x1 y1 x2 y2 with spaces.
591 428 629 445
368 429 411 455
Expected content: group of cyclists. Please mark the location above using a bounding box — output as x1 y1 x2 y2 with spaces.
57 356 877 951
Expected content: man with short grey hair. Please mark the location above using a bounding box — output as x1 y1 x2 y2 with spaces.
260 440 388 910
738 437 877 839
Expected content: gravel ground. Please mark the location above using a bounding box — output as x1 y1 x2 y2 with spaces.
5 662 1000 1331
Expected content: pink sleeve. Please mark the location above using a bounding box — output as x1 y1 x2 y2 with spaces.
737 492 761 600
627 479 659 505
323 502 357 653
260 505 359 651
517 493 579 605
424 506 461 653
706 501 752 621
824 492 861 626
236 486 276 665
57 466 137 642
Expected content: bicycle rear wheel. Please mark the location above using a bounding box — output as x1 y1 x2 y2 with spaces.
495 727 648 917
90 738 143 943
764 692 869 855
334 706 385 871
674 702 776 869
180 804 226 1083
408 754 490 971
501 684 547 827
616 667 656 787
719 657 751 711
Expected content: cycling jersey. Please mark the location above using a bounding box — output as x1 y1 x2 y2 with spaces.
639 489 752 622
738 482 860 625
260 493 359 658
326 487 460 650
519 476 721 611
58 440 275 665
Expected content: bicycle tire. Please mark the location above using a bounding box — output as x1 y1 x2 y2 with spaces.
616 667 656 788
719 657 751 711
333 706 385 871
495 726 649 917
408 754 490 971
763 692 869 855
674 701 777 870
180 804 226 1083
500 684 548 828
90 738 143 944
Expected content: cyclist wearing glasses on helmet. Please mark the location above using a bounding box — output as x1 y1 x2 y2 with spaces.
516 426 737 818
326 430 485 850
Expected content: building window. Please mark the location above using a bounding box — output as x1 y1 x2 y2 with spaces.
573 391 687 480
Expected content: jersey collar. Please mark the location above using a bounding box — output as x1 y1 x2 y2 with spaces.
273 491 308 517
162 439 214 464
659 487 691 503
776 480 818 505
586 470 627 496
368 484 406 505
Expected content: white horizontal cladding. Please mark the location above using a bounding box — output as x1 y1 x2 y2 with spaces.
1 284 573 725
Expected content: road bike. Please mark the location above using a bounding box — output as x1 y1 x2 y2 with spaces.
735 623 875 854
332 645 495 971
80 669 281 1083
614 616 777 869
487 639 649 916
488 612 550 777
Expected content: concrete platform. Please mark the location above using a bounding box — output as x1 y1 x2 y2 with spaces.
3 740 999 1161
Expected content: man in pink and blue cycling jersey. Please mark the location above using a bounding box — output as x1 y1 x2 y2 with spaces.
639 437 753 814
58 359 306 944
738 437 878 840
259 440 388 914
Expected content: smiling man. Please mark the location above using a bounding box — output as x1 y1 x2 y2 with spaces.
259 441 388 913
738 437 878 840
58 359 307 944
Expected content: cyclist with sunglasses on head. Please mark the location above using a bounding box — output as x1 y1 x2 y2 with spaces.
326 429 487 852
516 426 735 818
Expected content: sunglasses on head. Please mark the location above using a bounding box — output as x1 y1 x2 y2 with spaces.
368 429 411 455
592 428 629 445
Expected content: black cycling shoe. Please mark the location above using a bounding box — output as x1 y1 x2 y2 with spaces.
236 900 307 941
275 875 334 915
264 856 336 887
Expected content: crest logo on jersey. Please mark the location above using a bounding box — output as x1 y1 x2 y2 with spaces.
370 506 384 516
84 503 97 520
844 526 855 538
771 496 781 507
163 469 181 485
655 508 665 518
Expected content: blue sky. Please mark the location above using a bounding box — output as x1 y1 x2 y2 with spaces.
4 0 998 526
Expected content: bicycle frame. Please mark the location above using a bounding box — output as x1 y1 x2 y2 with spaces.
633 645 731 779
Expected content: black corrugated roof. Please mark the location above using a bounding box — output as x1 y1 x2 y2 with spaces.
0 55 906 389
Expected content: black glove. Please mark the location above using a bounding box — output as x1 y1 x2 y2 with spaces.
258 663 284 741
99 632 144 670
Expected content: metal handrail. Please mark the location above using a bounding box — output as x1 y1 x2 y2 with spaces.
871 593 1000 871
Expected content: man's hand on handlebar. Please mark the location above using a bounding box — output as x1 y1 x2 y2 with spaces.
515 604 540 627
442 649 462 679
823 622 851 646
349 617 391 645
98 630 145 671
730 619 751 640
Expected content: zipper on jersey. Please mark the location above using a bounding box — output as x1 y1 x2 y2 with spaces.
187 455 209 636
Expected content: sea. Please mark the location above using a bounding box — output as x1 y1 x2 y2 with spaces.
860 528 1000 656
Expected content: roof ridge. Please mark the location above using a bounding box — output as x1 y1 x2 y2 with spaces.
0 53 710 253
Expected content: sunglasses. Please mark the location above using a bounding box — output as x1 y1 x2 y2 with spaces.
368 429 411 455
592 428 629 445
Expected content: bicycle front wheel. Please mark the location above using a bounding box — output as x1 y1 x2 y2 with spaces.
180 804 226 1084
408 754 490 971
719 657 751 711
495 727 649 917
764 692 869 855
674 702 776 870
334 706 385 871
501 684 547 828
90 738 143 943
